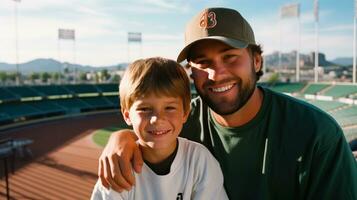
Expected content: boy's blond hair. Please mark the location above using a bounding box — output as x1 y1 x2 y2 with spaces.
119 57 191 114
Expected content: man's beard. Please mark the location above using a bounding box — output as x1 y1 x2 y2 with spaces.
196 66 257 116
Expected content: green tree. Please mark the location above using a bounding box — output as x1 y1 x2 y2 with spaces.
111 74 121 83
41 72 51 83
0 72 7 83
80 72 87 82
101 69 110 82
267 73 280 86
52 72 62 82
7 73 16 82
30 72 40 82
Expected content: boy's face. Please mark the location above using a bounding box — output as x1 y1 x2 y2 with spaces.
188 40 261 115
123 94 188 151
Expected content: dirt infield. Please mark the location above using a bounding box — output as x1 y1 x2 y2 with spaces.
0 112 122 200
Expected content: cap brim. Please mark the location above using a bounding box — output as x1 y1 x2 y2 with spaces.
177 36 248 63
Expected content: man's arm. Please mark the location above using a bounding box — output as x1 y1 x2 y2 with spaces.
98 129 143 192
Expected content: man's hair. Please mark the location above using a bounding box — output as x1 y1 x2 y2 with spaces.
119 57 191 114
247 44 264 81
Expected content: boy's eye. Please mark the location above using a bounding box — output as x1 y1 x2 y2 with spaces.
166 106 177 111
137 107 151 112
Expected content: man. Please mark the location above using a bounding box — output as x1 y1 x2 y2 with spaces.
99 7 357 199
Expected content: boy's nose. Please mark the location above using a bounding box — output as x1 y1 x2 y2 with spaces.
150 113 165 124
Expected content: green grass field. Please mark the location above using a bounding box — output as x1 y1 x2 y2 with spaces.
92 123 129 147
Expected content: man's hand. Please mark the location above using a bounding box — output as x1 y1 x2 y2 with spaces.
353 151 357 160
98 129 143 192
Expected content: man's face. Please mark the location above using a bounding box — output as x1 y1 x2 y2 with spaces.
188 40 260 115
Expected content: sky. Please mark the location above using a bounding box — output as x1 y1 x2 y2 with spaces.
0 0 355 66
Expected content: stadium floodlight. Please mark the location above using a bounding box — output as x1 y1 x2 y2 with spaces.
280 3 300 82
12 0 21 85
314 0 319 83
58 29 75 40
58 28 76 84
353 0 357 84
127 32 143 63
128 32 142 42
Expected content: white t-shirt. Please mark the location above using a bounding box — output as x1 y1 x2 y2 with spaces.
91 137 228 200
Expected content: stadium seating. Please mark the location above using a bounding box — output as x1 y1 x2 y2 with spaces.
0 103 42 119
31 85 70 96
308 100 346 111
268 82 306 93
81 97 117 109
5 86 41 98
322 85 357 98
331 106 357 118
106 96 119 106
64 84 99 94
28 101 66 115
95 84 118 93
302 83 329 95
0 87 19 102
0 82 356 143
0 84 119 126
267 82 357 141
344 128 357 141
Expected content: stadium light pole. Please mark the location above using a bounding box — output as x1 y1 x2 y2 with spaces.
353 0 357 84
280 3 300 81
314 0 319 83
13 0 21 85
296 6 301 82
58 29 75 84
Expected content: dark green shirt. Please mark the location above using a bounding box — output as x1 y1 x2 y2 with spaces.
181 86 357 200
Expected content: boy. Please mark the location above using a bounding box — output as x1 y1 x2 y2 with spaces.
91 57 228 200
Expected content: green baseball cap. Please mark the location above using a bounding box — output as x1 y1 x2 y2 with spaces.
177 7 256 63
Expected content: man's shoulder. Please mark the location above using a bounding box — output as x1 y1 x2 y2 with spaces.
263 87 344 149
264 87 337 123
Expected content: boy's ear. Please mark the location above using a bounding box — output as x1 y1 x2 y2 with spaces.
122 109 132 126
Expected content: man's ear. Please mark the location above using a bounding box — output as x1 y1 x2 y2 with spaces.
122 109 132 126
253 54 262 73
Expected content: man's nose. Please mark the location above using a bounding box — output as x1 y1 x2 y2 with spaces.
207 62 226 81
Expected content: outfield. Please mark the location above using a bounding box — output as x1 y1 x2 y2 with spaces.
92 123 128 147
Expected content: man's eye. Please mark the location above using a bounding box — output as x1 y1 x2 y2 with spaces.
198 60 209 65
223 54 237 61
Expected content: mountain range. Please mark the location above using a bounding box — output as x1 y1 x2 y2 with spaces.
0 53 353 73
0 58 128 74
